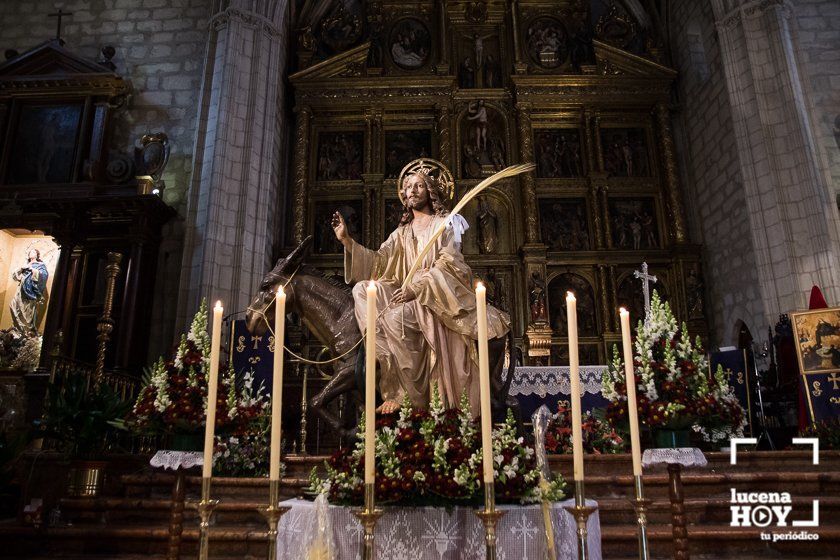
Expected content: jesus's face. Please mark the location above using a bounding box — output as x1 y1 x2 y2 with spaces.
403 175 431 212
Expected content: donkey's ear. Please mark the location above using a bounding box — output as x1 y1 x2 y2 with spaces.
284 235 313 269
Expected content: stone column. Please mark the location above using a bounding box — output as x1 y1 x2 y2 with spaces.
655 102 689 244
291 105 312 245
178 0 290 326
515 101 539 244
712 0 840 319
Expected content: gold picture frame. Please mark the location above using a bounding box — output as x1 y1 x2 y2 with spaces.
790 307 840 375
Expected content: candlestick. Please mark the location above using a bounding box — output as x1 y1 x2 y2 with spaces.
619 308 643 477
353 483 383 560
197 477 218 560
203 301 223 479
259 478 290 560
566 292 584 482
270 287 286 481
629 475 652 560
365 282 377 485
564 480 596 560
476 282 493 484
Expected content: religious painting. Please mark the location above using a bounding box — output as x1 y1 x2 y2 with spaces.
539 199 590 251
315 132 363 181
550 344 600 367
6 103 84 184
791 307 840 374
592 2 646 56
600 128 650 177
389 18 431 70
617 276 667 327
313 201 362 255
525 17 569 69
534 129 583 178
384 130 432 178
316 2 364 55
609 198 659 250
548 273 597 337
461 101 506 178
456 29 502 89
383 198 405 237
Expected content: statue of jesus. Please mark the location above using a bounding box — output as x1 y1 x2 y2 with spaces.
331 159 510 415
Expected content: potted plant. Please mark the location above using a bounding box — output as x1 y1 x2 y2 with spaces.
39 374 131 497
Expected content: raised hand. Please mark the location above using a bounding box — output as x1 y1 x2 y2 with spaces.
331 211 350 247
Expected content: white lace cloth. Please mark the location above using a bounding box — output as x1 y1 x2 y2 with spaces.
149 450 204 471
642 448 707 468
277 497 602 560
509 366 607 397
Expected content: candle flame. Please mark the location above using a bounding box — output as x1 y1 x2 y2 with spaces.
619 307 628 316
566 291 575 301
476 281 485 292
277 285 284 296
214 300 222 310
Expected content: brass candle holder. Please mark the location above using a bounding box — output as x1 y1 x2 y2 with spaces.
563 480 596 560
629 474 651 560
259 478 291 560
197 477 218 560
352 483 383 560
474 482 505 560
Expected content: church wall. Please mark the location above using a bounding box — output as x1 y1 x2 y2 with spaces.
670 0 765 346
794 0 840 196
0 0 215 359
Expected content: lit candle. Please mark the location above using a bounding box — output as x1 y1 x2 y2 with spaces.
620 308 643 477
476 282 494 483
270 287 286 481
364 282 377 485
203 300 223 479
566 292 584 481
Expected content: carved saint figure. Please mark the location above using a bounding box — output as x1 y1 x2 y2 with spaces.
332 160 509 415
9 249 49 337
467 100 489 152
476 196 498 254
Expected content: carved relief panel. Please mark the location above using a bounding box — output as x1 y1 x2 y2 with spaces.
314 131 364 182
455 26 503 89
384 129 433 178
534 128 584 178
599 127 651 178
539 198 591 251
608 197 660 250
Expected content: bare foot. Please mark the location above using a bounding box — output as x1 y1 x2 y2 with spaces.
376 400 401 414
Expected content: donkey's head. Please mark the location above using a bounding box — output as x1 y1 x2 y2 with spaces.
245 236 313 335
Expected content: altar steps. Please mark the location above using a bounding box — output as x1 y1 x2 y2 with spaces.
3 450 838 559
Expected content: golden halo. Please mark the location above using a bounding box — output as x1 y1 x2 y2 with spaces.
396 158 455 205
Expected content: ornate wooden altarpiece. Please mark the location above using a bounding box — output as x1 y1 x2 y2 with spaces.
288 0 706 369
0 39 174 394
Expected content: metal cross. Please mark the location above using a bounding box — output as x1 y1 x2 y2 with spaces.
48 8 73 40
633 262 657 325
829 372 840 391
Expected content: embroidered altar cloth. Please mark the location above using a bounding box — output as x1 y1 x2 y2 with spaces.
276 497 602 560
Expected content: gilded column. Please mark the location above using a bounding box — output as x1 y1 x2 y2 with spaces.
436 0 449 74
436 102 452 169
292 105 312 245
598 265 612 333
364 110 374 174
656 101 688 244
594 113 605 171
511 0 527 73
516 101 539 244
600 185 612 248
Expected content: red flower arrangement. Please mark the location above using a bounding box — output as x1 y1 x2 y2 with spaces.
544 405 627 455
127 299 269 437
309 391 566 506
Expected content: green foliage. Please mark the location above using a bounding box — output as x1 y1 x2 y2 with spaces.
39 375 131 458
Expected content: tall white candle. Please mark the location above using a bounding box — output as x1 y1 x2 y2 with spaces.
620 308 643 477
270 287 286 481
566 292 584 482
203 300 223 479
476 282 494 483
364 282 377 485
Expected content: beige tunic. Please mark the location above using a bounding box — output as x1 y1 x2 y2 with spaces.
345 214 509 414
